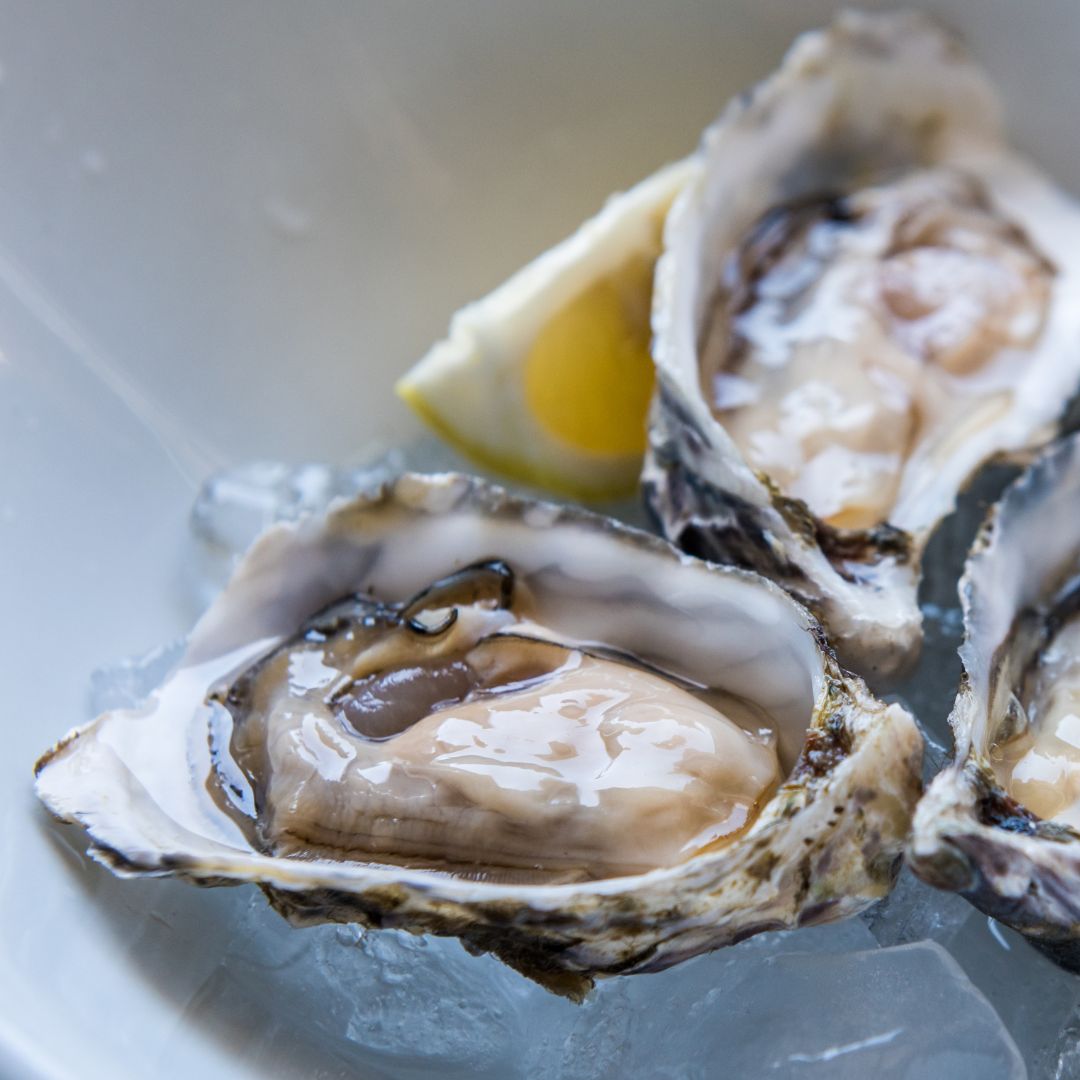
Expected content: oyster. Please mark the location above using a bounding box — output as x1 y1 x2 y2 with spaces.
909 432 1080 967
35 473 920 996
644 11 1080 679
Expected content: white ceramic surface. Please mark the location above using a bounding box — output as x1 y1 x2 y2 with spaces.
6 3 1080 1077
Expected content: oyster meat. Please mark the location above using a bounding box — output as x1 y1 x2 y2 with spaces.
35 474 920 995
910 432 1080 968
212 560 781 882
645 11 1080 679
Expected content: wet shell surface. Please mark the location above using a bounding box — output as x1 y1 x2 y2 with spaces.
909 433 1080 968
35 473 920 997
644 11 1080 681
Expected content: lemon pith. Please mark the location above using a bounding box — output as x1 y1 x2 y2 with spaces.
396 380 641 500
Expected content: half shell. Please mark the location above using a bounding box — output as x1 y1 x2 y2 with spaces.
909 433 1080 968
644 11 1080 680
35 473 920 996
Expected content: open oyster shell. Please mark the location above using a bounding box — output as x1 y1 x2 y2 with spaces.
910 433 1080 968
644 11 1080 680
35 473 919 997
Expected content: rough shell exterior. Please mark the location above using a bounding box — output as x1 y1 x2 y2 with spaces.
644 11 1080 683
909 434 1080 968
35 474 921 997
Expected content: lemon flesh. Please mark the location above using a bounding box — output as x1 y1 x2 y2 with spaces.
523 252 655 458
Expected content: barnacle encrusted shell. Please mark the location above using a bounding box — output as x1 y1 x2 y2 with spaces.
35 474 920 996
644 11 1080 681
909 434 1080 969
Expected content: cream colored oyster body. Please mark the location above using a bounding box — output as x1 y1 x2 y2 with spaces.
910 433 1080 968
645 11 1080 680
35 474 919 996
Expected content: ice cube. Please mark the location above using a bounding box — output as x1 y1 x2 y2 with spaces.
944 911 1080 1076
862 866 972 949
1047 1003 1080 1079
88 637 186 714
540 941 1023 1080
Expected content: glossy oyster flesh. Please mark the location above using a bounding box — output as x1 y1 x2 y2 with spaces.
35 474 920 996
212 560 782 882
910 432 1080 968
644 11 1080 680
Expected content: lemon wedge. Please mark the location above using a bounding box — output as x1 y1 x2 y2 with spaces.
396 158 698 500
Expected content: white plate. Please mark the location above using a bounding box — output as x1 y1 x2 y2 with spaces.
6 3 1080 1077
